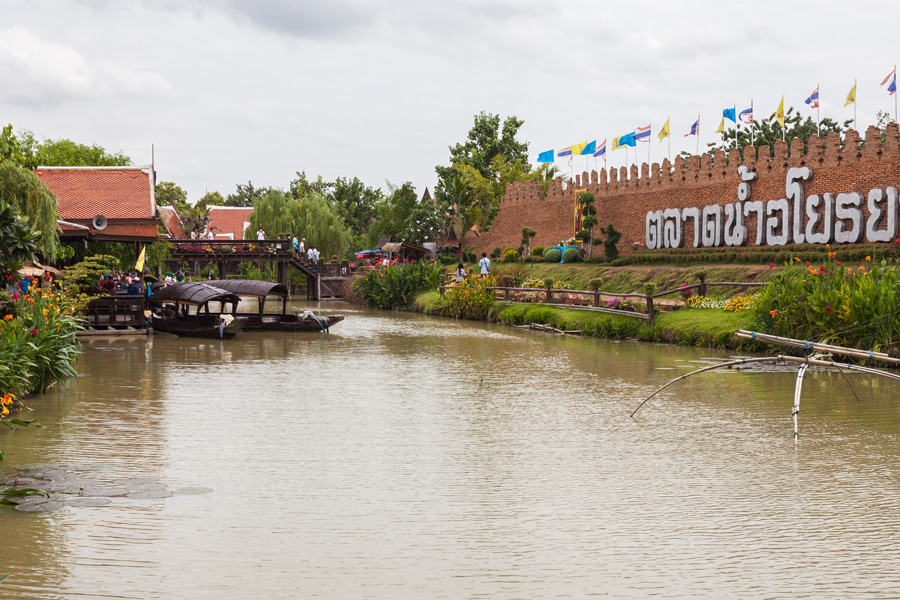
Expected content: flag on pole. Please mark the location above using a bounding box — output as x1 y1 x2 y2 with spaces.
684 118 699 137
715 117 725 133
845 81 857 106
723 108 736 122
805 86 820 108
570 141 588 156
593 139 607 158
611 137 621 151
537 150 554 163
580 140 596 155
618 132 636 147
134 245 146 273
738 107 753 124
776 97 785 127
557 147 572 157
882 68 897 95
634 126 651 142
657 119 670 141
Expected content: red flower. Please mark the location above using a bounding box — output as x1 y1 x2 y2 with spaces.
29 328 37 335
770 263 776 267
837 261 843 266
825 306 831 311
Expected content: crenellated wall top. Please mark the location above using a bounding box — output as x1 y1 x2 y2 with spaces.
503 124 900 202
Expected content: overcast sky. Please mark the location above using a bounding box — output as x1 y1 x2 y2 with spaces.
2 0 897 203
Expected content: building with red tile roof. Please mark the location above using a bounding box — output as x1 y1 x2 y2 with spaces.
34 166 159 242
206 206 254 240
157 205 183 239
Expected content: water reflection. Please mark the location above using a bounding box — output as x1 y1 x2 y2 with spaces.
1 303 899 598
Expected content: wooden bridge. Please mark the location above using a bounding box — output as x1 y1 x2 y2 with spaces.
166 240 350 300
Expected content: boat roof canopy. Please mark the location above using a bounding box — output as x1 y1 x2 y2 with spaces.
204 279 288 298
149 282 240 306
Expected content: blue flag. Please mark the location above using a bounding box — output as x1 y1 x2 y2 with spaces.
537 150 554 163
580 140 596 155
723 108 736 122
619 132 636 147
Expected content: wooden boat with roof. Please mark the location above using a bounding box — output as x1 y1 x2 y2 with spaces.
205 279 344 332
148 282 249 338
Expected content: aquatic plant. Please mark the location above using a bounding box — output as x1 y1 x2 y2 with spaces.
352 259 443 310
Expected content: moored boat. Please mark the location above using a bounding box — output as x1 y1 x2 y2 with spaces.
205 279 344 332
148 282 249 338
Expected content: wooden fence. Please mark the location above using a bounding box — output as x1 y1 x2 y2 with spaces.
438 280 766 321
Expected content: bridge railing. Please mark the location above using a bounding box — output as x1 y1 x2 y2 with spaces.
83 294 146 329
168 239 292 255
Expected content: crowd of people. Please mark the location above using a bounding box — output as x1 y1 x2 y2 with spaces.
98 271 146 296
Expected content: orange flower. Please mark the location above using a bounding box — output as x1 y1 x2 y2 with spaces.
769 309 778 316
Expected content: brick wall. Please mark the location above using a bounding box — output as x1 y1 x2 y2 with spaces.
471 123 900 256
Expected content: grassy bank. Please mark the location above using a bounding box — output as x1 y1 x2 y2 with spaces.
413 289 762 350
475 262 770 299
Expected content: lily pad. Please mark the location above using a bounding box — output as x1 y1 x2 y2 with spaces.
15 501 64 512
171 487 212 495
66 497 112 508
128 490 173 500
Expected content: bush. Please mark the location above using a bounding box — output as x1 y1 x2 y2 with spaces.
439 275 497 319
544 248 562 263
499 275 515 287
562 248 580 263
532 246 545 257
461 245 476 263
438 252 459 265
502 247 520 262
589 278 604 291
491 247 502 259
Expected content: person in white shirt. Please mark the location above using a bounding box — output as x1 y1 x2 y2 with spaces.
257 228 265 240
478 252 491 276
299 238 306 260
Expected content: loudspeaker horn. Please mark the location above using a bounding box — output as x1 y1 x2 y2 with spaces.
92 215 108 230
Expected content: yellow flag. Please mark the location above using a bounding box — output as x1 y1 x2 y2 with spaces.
844 81 857 106
776 96 785 128
657 119 670 141
611 136 621 151
715 116 725 133
570 141 587 156
134 245 146 273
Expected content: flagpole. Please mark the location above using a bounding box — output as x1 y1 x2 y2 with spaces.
733 104 738 150
696 113 700 156
648 131 651 166
750 99 755 147
854 78 858 131
816 83 821 137
895 65 898 122
667 116 671 163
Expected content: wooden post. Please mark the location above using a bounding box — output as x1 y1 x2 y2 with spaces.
593 290 600 307
646 295 655 321
546 289 553 303
439 285 445 297
700 280 707 297
504 287 510 301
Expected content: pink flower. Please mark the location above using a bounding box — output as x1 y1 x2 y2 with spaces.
825 306 831 311
770 263 776 267
837 261 843 266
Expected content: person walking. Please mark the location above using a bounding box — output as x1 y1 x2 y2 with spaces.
478 252 491 277
454 262 466 283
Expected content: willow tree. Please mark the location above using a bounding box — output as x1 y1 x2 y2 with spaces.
0 125 59 258
247 189 351 260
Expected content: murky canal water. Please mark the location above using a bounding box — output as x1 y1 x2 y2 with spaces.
2 303 900 598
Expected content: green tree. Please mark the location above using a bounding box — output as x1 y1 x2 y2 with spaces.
329 176 382 244
289 171 333 199
708 106 850 157
35 138 131 166
527 163 567 198
180 203 211 238
0 125 59 258
248 189 351 259
198 191 224 206
225 180 268 207
155 181 189 213
364 182 419 249
435 112 531 231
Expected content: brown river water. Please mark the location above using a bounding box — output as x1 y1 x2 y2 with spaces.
2 302 900 599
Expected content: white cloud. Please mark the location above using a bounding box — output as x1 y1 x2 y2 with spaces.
0 25 173 105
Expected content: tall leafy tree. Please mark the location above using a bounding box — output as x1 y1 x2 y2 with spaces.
247 189 351 259
35 138 131 166
199 191 224 206
289 171 333 199
364 182 419 249
329 176 382 244
226 180 268 207
435 112 531 230
155 181 189 214
0 125 58 258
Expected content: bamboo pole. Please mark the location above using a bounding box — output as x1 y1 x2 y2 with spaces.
735 330 898 364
